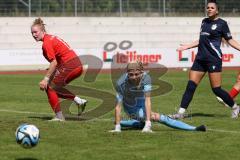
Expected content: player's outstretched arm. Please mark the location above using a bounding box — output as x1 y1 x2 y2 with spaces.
142 93 152 133
227 39 240 51
177 40 199 51
109 102 121 132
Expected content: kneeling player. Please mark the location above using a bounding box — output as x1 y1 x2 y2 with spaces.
110 61 206 133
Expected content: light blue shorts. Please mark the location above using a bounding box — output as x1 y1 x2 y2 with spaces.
124 107 146 121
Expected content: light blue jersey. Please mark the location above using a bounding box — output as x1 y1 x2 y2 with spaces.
115 72 152 119
116 72 202 131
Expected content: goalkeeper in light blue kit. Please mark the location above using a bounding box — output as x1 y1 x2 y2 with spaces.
110 61 206 133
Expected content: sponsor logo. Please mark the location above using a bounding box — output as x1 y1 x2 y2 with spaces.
211 24 217 30
178 51 234 63
178 51 196 62
103 40 162 64
222 53 234 62
103 51 161 63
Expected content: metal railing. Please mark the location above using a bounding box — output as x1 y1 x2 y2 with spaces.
0 0 239 17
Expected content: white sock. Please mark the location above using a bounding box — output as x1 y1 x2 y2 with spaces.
74 96 81 103
178 108 186 114
232 103 238 109
56 111 64 120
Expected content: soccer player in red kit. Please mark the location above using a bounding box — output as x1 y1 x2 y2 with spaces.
217 74 240 106
31 18 87 121
229 75 240 99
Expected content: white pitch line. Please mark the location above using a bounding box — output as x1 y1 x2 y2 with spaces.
0 109 52 115
1 109 240 133
207 128 240 134
0 109 112 121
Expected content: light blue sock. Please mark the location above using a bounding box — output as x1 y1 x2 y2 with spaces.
120 120 145 129
159 115 196 131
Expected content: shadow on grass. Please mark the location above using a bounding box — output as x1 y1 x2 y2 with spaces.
15 158 38 160
121 127 144 131
186 113 228 118
28 116 52 121
28 116 89 121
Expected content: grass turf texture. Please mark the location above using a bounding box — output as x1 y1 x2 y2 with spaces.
0 70 240 160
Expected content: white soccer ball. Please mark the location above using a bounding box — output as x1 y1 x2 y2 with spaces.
15 124 40 149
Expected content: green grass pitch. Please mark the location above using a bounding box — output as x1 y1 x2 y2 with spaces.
0 70 240 160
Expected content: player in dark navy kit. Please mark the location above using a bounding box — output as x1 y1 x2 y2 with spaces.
170 0 240 119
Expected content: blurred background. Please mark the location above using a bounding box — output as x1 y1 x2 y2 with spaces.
0 0 239 17
0 0 240 70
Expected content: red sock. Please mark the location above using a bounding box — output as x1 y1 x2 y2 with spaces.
229 88 239 99
46 87 61 113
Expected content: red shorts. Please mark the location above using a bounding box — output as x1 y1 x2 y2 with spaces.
51 57 83 86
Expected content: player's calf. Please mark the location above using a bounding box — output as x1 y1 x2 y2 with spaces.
216 96 229 107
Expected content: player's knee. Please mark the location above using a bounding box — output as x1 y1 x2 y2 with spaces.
212 87 222 96
151 114 156 121
150 114 155 121
150 113 159 121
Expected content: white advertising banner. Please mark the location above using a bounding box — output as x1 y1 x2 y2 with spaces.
0 47 239 70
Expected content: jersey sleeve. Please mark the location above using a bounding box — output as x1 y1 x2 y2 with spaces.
115 82 123 103
222 21 232 41
200 18 206 31
42 40 56 62
116 92 123 103
143 74 152 93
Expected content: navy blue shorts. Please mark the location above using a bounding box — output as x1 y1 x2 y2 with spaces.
191 59 222 73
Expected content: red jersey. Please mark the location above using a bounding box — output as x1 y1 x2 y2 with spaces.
42 34 77 65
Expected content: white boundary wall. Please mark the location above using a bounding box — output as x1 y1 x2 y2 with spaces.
0 17 240 70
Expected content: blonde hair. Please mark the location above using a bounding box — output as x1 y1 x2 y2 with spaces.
32 18 46 32
126 60 144 72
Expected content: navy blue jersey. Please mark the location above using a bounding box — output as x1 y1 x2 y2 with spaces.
197 18 232 62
